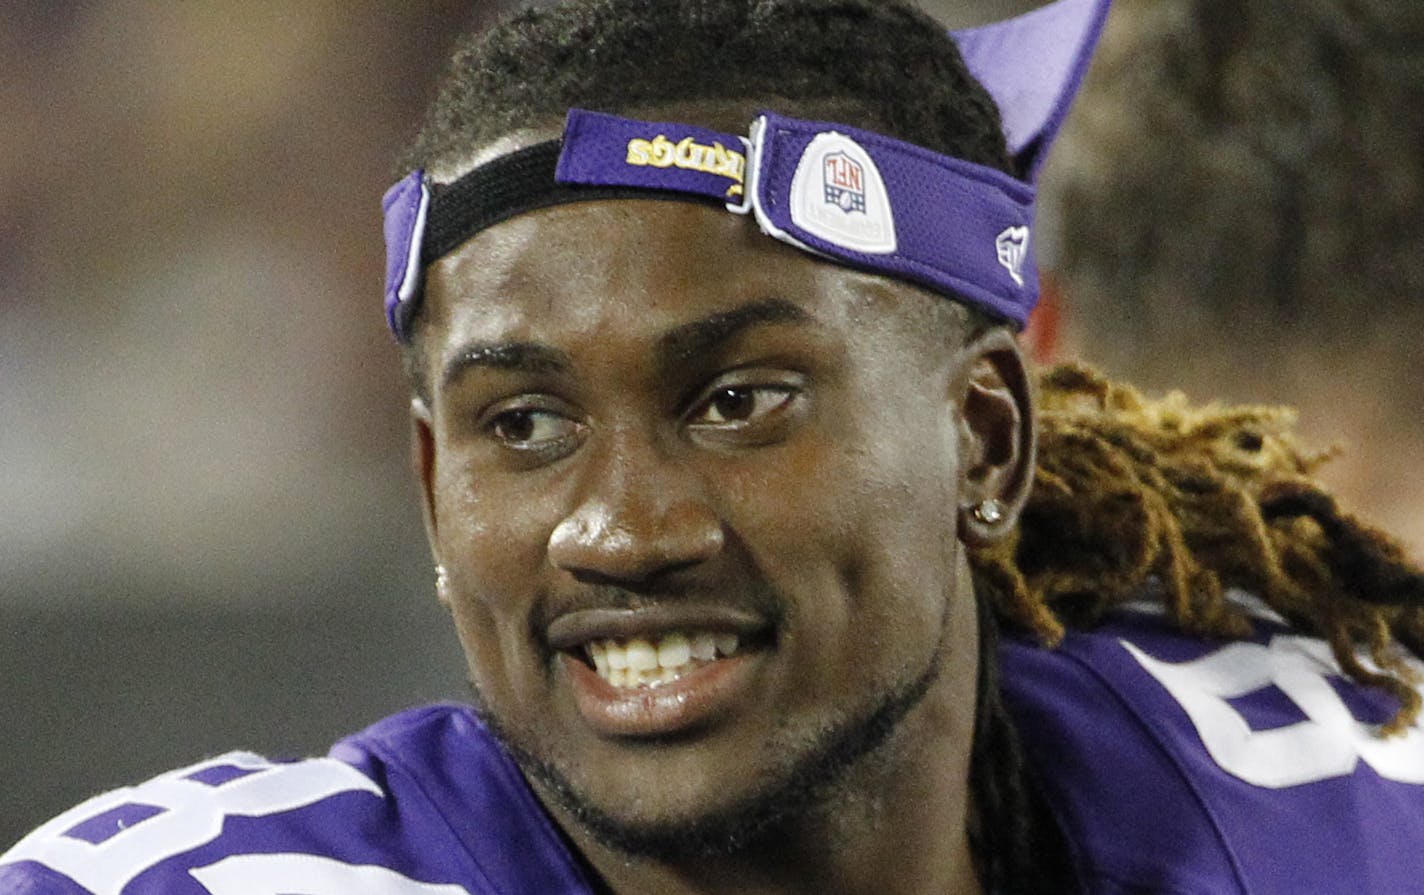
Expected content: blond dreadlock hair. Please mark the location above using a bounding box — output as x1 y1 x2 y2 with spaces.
972 363 1424 734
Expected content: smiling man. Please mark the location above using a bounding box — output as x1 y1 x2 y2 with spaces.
391 0 1052 886
6 0 1424 893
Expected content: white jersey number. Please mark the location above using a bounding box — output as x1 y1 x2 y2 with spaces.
0 752 386 895
1124 635 1424 788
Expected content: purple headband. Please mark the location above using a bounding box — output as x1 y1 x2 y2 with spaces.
383 0 1110 342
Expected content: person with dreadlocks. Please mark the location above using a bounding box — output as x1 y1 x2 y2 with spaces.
4 0 1422 893
1057 0 1424 632
1038 0 1424 558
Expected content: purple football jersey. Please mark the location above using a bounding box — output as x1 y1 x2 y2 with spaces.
1000 598 1424 894
7 599 1422 893
0 705 595 894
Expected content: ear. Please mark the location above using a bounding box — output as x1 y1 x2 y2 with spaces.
954 328 1036 548
410 397 445 585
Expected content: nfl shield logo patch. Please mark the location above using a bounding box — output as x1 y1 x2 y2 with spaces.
789 132 896 254
823 152 867 214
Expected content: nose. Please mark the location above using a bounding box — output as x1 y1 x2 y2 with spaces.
548 430 724 587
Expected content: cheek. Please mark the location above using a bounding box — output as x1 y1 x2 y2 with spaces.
434 459 561 679
436 450 561 572
727 417 961 606
826 412 963 616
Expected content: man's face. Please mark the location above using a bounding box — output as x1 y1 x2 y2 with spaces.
415 197 990 852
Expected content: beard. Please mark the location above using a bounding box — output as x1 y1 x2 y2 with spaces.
468 627 949 863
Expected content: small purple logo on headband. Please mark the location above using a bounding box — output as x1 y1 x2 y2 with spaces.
996 226 1030 287
823 152 867 214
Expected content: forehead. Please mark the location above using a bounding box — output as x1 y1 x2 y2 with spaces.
419 198 943 371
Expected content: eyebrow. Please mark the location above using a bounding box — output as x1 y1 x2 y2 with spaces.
439 297 814 392
655 298 813 373
440 342 572 391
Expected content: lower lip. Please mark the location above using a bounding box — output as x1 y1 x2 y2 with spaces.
560 651 761 738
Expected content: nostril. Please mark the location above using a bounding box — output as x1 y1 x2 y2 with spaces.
562 558 709 593
548 499 724 586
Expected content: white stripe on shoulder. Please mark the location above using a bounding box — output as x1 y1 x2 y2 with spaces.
0 752 382 895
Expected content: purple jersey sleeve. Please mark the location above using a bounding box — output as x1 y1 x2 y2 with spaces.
0 860 93 894
1001 597 1424 894
0 705 594 894
329 704 595 895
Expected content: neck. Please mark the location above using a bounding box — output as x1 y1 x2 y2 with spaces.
554 563 985 895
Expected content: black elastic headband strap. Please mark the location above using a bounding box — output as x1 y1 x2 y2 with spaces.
421 141 724 265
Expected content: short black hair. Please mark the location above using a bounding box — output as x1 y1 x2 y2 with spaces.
403 0 1014 176
398 0 1013 402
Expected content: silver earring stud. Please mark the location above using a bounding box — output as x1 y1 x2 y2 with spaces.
973 499 1005 525
435 564 450 596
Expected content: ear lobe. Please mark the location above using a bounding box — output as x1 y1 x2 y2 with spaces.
410 398 443 567
955 329 1036 548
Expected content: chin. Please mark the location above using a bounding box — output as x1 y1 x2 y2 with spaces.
535 767 797 862
473 641 945 862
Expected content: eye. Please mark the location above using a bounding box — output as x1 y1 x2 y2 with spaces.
487 407 582 449
687 385 798 428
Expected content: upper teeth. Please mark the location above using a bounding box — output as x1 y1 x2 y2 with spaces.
586 631 741 688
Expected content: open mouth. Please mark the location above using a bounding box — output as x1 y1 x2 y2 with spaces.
581 631 744 689
548 607 774 735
